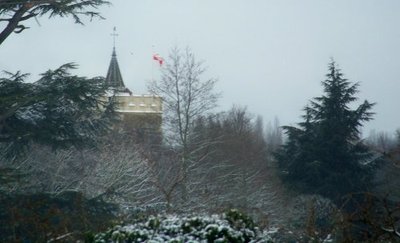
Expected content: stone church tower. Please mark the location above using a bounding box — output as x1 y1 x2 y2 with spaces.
105 46 162 142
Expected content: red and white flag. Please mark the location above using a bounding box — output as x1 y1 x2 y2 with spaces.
152 54 164 66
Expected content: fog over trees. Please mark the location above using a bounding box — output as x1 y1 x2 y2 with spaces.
1 1 400 242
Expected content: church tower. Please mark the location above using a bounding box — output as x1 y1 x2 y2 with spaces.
105 28 162 142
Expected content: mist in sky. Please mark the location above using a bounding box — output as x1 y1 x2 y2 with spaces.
1 0 399 135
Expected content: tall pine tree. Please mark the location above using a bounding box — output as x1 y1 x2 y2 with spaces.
277 61 375 201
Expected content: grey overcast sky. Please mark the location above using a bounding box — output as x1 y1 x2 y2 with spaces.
1 0 399 136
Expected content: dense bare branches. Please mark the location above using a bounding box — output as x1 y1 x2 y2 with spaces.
147 47 220 204
0 137 158 208
338 193 400 242
148 46 220 148
186 106 287 219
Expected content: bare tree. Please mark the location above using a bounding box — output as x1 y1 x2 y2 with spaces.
179 107 288 220
136 147 183 212
215 107 286 220
265 116 283 154
81 143 157 208
148 46 220 147
0 135 160 210
367 130 397 154
366 130 400 201
0 145 87 194
148 46 220 199
140 130 234 213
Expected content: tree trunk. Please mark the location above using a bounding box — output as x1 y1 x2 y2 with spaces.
0 6 28 45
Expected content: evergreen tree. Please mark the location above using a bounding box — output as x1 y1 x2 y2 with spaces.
396 129 400 147
0 63 116 159
0 0 109 45
276 61 375 201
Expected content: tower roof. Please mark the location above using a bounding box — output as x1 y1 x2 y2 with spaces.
105 47 132 94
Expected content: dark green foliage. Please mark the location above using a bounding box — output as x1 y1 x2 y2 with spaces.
0 63 117 158
224 209 256 242
225 209 256 231
0 191 118 242
396 129 400 146
0 0 110 45
93 210 261 242
0 0 109 22
276 61 376 201
337 193 400 242
0 166 25 185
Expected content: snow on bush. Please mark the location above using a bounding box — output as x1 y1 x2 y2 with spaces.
93 209 272 242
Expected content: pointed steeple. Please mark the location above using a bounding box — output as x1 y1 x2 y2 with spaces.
105 27 132 95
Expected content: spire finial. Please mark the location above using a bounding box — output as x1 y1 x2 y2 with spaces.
111 26 119 50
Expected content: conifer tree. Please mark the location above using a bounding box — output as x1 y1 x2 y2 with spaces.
0 0 109 45
0 63 116 159
276 61 375 201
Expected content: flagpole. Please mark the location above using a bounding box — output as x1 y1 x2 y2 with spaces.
151 44 155 82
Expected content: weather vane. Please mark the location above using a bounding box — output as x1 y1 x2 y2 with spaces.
111 26 119 48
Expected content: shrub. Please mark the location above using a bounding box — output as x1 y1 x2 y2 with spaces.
0 191 118 242
93 209 265 242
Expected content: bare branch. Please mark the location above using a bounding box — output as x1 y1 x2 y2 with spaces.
13 24 28 33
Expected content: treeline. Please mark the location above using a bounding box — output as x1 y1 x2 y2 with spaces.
1 48 400 242
1 1 400 241
0 48 289 241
